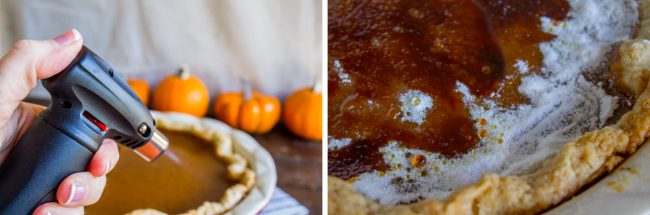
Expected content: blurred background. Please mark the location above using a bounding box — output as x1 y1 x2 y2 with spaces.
1 0 321 99
0 0 322 214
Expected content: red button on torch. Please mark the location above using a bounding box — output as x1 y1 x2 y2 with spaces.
83 111 107 131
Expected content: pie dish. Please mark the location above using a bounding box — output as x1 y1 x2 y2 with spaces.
328 0 650 214
87 111 276 215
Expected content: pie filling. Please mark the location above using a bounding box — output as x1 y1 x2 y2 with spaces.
328 0 637 204
87 130 233 214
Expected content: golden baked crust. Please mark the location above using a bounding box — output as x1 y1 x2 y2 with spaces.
127 114 256 215
328 0 650 214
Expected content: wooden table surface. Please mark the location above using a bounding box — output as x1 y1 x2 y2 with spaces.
251 125 323 214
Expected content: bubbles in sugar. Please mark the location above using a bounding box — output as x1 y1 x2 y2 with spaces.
399 90 434 125
328 137 352 151
333 59 351 84
515 60 530 74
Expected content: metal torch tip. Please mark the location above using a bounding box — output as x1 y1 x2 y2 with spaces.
134 130 169 162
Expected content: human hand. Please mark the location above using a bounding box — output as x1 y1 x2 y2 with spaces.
0 29 120 215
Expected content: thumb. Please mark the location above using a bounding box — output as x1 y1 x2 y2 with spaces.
0 29 83 127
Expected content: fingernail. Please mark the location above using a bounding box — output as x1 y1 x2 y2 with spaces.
45 211 53 215
102 139 114 145
64 181 85 205
53 29 81 45
103 161 111 176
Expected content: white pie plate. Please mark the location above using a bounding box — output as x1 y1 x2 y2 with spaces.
546 140 650 215
151 111 277 215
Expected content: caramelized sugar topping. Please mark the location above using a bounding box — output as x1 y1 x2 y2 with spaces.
328 0 569 179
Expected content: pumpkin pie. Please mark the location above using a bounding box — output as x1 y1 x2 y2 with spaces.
328 0 650 213
87 112 255 215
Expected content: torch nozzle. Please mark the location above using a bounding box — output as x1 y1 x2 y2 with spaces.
134 130 169 162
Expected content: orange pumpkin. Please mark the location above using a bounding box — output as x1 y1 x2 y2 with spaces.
283 80 322 140
152 67 209 117
127 79 150 106
214 80 281 134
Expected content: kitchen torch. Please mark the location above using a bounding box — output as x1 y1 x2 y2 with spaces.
0 46 169 214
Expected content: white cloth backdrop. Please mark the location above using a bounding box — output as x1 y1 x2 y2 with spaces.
0 0 322 100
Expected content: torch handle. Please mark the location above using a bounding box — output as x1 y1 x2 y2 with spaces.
0 117 93 214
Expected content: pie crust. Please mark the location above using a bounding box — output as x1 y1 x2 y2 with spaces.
328 0 650 214
126 112 256 215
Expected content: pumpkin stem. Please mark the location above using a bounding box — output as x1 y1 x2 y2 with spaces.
312 76 322 94
242 78 253 100
178 66 191 80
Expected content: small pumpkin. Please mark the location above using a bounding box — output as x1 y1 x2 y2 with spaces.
214 79 281 134
283 79 322 141
152 67 209 117
127 79 150 106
